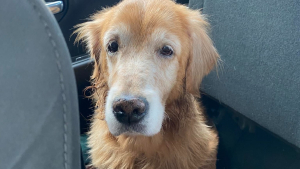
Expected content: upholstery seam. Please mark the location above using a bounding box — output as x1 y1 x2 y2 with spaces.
28 0 68 168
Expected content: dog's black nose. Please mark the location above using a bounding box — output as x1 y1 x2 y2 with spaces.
113 97 148 125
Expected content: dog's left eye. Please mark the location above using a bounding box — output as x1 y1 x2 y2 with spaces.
107 41 119 54
160 45 173 57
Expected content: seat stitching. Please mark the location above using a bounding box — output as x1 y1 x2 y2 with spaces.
27 0 68 168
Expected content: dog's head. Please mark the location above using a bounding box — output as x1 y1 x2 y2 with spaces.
75 0 219 136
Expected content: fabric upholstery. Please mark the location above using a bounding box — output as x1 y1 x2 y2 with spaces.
0 0 80 168
189 0 300 147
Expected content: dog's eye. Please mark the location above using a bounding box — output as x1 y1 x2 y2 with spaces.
108 41 119 54
160 45 173 57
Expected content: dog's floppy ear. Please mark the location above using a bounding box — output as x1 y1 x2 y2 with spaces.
74 9 111 82
186 10 219 95
74 9 109 60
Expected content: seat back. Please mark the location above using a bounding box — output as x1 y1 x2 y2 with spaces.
189 0 300 147
0 0 81 168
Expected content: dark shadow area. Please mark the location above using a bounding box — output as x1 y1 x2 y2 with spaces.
201 94 300 169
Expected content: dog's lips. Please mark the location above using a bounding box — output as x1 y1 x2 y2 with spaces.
109 122 147 136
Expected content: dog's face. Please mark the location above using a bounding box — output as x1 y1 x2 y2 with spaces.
75 0 219 136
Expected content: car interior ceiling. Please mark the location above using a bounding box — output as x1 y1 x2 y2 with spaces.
46 0 300 168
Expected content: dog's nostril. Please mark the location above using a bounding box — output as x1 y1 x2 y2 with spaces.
132 108 139 115
112 97 148 125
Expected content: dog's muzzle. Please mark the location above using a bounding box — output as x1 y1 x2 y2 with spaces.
106 87 163 136
112 96 148 125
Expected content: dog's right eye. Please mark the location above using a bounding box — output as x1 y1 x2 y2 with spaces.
160 45 173 57
107 41 119 54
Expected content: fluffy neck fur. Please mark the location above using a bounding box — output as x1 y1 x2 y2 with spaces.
87 75 218 169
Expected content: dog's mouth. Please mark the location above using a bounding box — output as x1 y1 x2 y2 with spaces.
110 122 147 136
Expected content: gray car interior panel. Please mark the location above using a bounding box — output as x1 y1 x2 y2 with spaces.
0 0 80 168
189 0 300 148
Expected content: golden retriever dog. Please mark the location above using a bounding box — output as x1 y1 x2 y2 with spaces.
75 0 219 168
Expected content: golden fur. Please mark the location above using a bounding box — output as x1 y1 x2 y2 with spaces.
75 0 220 168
